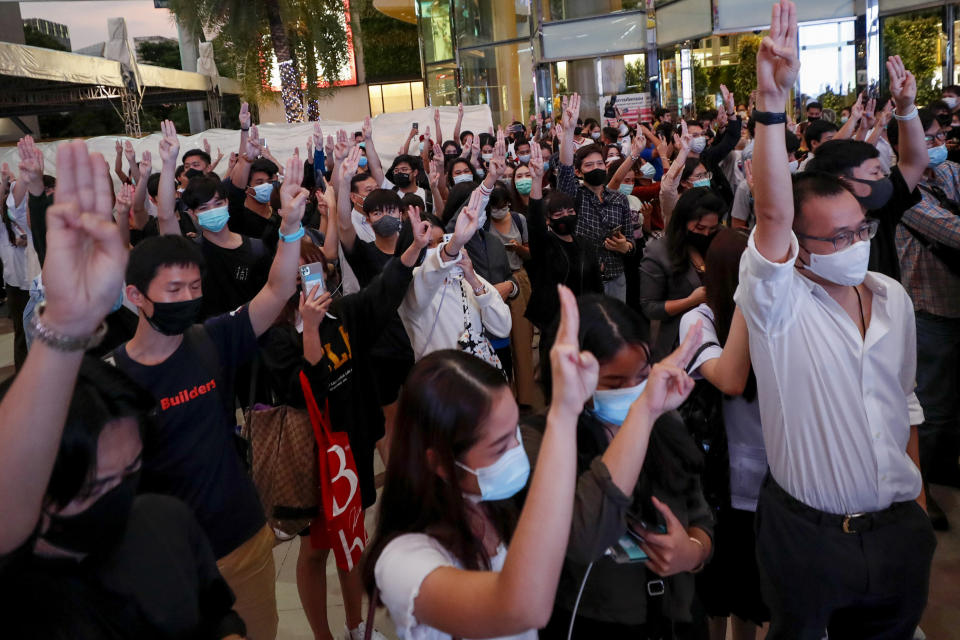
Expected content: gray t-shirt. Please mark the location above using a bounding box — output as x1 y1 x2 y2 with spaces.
489 213 528 271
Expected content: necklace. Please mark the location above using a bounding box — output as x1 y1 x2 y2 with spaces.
853 285 865 336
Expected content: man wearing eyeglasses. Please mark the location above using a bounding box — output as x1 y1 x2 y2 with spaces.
888 107 960 529
735 3 934 636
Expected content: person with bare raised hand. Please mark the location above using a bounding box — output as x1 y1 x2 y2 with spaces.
17 136 54 266
738 2 932 637
557 93 634 302
109 150 309 640
365 285 591 640
0 159 38 370
531 296 708 639
0 140 248 640
399 188 511 366
223 118 285 240
128 149 153 237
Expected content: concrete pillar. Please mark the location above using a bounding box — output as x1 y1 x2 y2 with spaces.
568 58 601 121
176 20 206 134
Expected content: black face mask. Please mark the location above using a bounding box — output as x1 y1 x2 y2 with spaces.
393 172 412 188
687 230 716 255
444 152 459 162
550 214 578 236
43 471 140 556
583 168 607 187
146 296 203 336
848 176 893 211
807 115 820 122
185 168 204 179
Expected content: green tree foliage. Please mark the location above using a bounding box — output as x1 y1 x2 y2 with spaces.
23 25 68 52
352 0 419 83
815 87 859 112
625 58 646 92
732 36 761 101
168 0 351 121
883 12 942 106
137 40 182 70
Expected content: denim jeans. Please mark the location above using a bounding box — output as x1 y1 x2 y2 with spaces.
603 273 627 302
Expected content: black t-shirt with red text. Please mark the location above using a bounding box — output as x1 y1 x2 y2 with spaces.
109 307 264 559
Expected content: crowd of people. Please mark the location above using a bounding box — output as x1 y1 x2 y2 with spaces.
0 1 954 638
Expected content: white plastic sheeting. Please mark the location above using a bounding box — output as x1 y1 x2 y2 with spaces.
0 105 494 185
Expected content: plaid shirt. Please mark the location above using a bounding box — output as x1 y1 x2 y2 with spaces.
896 160 960 318
557 163 633 281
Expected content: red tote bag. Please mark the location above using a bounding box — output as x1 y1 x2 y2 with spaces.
299 371 367 571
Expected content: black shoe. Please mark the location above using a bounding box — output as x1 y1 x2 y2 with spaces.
927 492 949 531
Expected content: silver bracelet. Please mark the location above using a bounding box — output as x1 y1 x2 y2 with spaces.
893 105 918 121
28 302 107 352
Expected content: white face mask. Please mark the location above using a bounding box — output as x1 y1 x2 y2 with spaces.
802 239 871 286
788 160 800 174
690 136 707 154
640 162 657 179
944 96 959 110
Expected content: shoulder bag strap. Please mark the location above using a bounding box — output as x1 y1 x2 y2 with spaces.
685 341 721 375
363 589 379 640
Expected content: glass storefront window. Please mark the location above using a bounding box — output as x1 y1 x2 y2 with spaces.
426 64 460 106
543 0 643 22
460 41 535 125
453 0 532 48
369 82 428 116
418 0 455 63
798 20 857 101
882 9 945 105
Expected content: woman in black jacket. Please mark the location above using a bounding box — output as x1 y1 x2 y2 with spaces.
525 294 713 640
256 218 429 640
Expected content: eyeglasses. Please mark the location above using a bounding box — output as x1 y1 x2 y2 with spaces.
690 171 712 181
925 132 947 146
796 218 880 251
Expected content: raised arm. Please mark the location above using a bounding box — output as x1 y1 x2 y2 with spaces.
318 182 340 264
336 145 362 253
427 146 446 214
399 125 416 156
452 102 464 144
124 140 140 185
362 116 385 185
887 55 926 191
411 286 592 637
131 151 152 230
248 151 307 337
433 108 444 145
232 123 261 190
0 140 127 555
113 182 134 248
660 122 692 225
558 93 580 168
16 136 45 205
113 140 129 184
866 101 893 147
752 0 800 262
156 119 183 236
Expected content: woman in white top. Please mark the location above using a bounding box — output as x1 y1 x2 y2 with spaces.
399 189 511 367
0 167 41 370
678 228 768 640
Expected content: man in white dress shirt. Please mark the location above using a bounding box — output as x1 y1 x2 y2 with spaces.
734 3 935 638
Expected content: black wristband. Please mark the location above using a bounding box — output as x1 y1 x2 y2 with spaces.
752 110 787 126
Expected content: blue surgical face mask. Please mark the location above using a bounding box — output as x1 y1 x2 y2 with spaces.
252 182 274 204
456 427 530 502
358 156 369 168
518 154 531 163
618 183 634 196
453 172 474 185
640 163 657 179
928 144 948 168
592 380 648 425
692 178 711 188
543 160 551 171
197 205 229 232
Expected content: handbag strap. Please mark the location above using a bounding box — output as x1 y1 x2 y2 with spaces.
298 370 333 444
685 341 721 375
363 589 379 640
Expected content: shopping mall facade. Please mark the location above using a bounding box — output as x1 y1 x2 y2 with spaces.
375 0 960 123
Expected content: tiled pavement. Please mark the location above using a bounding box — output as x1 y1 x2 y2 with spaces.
0 309 955 639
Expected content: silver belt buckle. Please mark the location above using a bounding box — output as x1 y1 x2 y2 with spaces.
647 579 665 596
842 512 866 533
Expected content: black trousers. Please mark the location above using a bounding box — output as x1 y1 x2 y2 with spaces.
5 284 28 371
755 478 936 640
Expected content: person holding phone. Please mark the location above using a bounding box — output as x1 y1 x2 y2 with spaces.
256 212 431 640
528 294 710 639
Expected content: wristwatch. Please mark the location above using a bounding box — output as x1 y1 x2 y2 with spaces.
752 110 787 126
29 302 108 352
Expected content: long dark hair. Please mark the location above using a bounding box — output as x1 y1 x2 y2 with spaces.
703 229 756 401
548 295 701 494
679 157 703 186
362 350 517 595
666 187 726 273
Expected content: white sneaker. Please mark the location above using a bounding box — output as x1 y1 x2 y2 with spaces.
345 621 388 640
